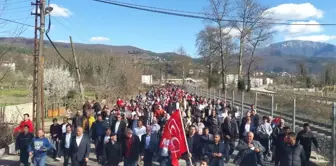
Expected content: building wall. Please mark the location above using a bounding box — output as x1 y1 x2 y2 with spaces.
0 62 15 71
1 103 33 124
141 75 152 85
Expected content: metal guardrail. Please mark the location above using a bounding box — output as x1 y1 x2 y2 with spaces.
186 85 332 136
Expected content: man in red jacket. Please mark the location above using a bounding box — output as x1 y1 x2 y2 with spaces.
14 113 34 133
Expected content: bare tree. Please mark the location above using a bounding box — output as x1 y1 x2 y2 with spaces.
175 46 187 85
196 26 220 89
233 0 268 81
245 23 273 91
0 1 29 82
204 0 233 93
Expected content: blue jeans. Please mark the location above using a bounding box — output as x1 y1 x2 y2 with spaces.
123 158 137 166
33 155 46 166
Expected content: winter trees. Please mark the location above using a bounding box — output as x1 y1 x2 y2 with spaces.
198 0 274 91
203 0 233 93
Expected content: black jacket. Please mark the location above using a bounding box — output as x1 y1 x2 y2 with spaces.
69 134 91 162
205 142 229 166
296 130 319 152
121 135 141 161
103 141 122 165
103 115 114 128
91 120 107 141
140 133 159 155
72 115 84 129
50 124 62 140
15 132 33 150
92 102 102 114
280 144 307 166
187 134 202 158
111 120 127 140
61 132 75 150
221 120 239 142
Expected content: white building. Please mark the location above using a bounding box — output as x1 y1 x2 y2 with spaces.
141 75 152 85
0 61 15 71
226 74 239 85
251 77 263 87
265 78 274 85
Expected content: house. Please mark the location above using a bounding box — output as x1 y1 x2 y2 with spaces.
0 61 15 71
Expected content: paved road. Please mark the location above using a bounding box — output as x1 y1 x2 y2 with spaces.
0 144 274 166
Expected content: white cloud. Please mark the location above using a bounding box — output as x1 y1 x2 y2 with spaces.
89 37 110 42
285 35 336 42
49 4 72 17
55 40 69 43
273 20 323 34
222 27 240 37
265 3 323 20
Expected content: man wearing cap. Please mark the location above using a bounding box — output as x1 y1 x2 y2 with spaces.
103 133 122 166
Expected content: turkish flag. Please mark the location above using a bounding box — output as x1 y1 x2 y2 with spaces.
160 110 187 166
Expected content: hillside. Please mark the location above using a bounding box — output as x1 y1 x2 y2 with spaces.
0 37 335 73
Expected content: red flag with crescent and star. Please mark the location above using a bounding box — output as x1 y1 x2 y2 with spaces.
160 110 188 166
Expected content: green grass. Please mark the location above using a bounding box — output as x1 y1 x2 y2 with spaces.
0 88 30 97
84 91 96 97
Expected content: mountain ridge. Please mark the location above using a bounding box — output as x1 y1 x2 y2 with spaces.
260 40 336 57
0 37 335 73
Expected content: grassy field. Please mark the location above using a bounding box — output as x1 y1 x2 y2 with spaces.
0 87 96 106
0 87 31 106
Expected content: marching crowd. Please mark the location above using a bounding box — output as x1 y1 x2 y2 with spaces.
14 86 321 166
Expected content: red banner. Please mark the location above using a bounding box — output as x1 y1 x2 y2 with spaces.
160 110 187 166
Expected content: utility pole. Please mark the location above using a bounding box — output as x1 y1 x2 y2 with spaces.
31 0 39 129
182 64 185 85
332 102 336 166
32 0 46 132
159 67 162 85
37 0 46 131
69 36 85 103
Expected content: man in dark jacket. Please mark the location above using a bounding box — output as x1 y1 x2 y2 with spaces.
185 125 201 166
15 125 33 166
61 124 75 166
205 133 229 166
250 109 260 133
280 132 307 166
50 118 62 160
103 133 122 166
200 127 214 156
296 123 320 162
91 114 107 163
234 132 265 166
111 114 127 142
122 128 141 166
221 116 239 162
103 110 114 129
140 126 159 166
274 126 290 166
92 100 102 116
72 110 84 131
69 126 91 166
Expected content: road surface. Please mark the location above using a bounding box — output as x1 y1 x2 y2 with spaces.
0 144 274 166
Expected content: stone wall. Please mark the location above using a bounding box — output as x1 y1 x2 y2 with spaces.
0 103 33 124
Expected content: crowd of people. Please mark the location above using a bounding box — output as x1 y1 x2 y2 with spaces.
13 86 321 166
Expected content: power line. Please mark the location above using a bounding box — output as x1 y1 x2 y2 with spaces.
93 0 336 26
0 17 34 27
51 16 87 42
104 0 332 23
45 0 72 66
0 0 29 5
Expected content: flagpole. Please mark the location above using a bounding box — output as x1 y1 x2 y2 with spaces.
178 109 193 166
